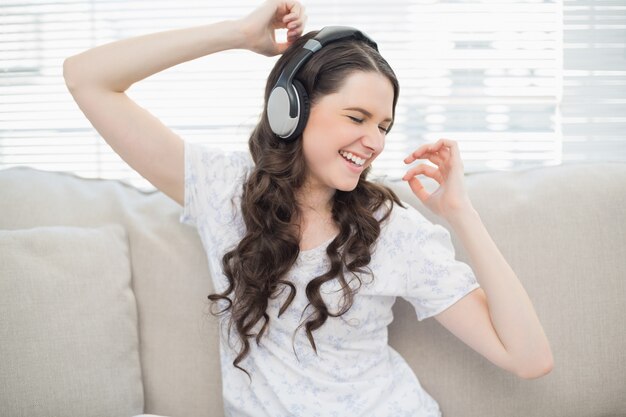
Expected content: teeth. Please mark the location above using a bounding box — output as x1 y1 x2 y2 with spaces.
339 150 365 166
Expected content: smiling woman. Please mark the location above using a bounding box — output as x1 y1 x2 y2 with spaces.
215 27 405 387
60 0 552 416
296 70 396 202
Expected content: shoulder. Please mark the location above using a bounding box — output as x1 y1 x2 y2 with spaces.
370 200 424 253
381 199 430 231
184 141 254 186
374 199 452 255
186 141 253 169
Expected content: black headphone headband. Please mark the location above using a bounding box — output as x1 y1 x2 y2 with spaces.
267 26 379 142
278 26 379 97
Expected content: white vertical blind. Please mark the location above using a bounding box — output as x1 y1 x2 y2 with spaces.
1 0 624 192
561 0 626 160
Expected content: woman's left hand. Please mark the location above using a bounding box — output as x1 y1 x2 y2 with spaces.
402 138 474 220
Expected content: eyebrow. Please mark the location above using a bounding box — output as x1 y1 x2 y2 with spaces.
343 107 393 123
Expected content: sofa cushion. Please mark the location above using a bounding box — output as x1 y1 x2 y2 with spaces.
0 224 143 417
0 166 224 417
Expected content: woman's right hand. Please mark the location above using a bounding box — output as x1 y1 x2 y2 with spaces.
237 0 307 57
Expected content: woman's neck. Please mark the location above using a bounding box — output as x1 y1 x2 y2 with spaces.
294 182 335 218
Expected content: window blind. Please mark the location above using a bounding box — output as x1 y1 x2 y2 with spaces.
1 0 624 192
562 0 626 161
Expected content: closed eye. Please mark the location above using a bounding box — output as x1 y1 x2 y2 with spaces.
347 116 389 134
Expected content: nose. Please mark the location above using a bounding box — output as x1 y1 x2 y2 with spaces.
361 125 385 154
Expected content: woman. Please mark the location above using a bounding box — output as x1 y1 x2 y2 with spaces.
64 1 553 416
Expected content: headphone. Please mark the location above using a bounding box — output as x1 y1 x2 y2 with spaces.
267 26 379 143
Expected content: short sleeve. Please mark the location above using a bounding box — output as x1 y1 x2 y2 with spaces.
179 140 254 228
400 207 481 321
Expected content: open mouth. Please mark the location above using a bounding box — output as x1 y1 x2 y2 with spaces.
338 150 366 167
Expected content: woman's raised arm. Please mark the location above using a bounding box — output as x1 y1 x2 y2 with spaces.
62 0 306 206
62 20 247 206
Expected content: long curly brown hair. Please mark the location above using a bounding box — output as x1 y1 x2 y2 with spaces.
207 29 407 383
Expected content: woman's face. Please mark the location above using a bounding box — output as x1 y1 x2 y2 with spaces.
301 70 394 194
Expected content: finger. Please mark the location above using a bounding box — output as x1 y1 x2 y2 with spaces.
284 16 305 32
288 19 306 38
415 152 444 167
404 138 455 164
407 177 431 204
436 143 451 159
435 138 458 158
283 11 300 23
403 141 441 164
287 20 301 29
287 27 302 39
402 163 444 184
434 139 464 172
288 1 302 16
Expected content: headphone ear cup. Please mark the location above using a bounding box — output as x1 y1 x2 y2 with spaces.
283 79 310 142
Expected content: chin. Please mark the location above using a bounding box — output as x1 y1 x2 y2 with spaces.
334 178 360 192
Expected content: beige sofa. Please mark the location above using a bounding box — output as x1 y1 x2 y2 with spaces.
1 161 625 417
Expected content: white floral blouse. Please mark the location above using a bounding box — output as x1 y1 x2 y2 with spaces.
179 140 480 417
